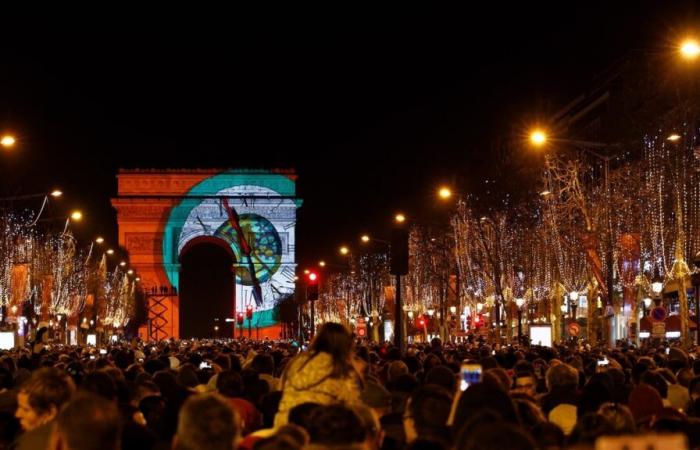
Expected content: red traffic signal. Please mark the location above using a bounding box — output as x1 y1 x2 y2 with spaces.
236 312 244 325
246 305 253 320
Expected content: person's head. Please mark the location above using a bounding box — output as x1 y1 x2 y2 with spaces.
306 404 367 446
80 371 117 402
309 322 354 377
545 363 578 391
424 365 456 393
597 403 636 435
216 371 243 398
355 404 383 450
174 394 241 450
251 354 274 375
567 412 615 447
456 421 536 450
16 367 76 431
453 383 518 430
641 370 668 399
288 402 322 431
387 360 409 382
52 394 122 450
403 385 452 444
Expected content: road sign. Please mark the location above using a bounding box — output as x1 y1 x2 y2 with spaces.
652 321 666 339
567 322 581 337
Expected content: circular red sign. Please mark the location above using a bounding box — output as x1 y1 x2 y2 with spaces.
651 306 667 322
567 322 581 336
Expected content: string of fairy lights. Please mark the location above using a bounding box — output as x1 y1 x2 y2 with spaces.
0 213 137 332
312 122 700 341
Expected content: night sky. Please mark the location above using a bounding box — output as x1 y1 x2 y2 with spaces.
0 4 696 270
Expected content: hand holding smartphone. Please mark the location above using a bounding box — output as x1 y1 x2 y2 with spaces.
460 363 482 391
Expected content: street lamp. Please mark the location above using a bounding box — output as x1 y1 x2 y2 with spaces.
0 135 15 148
642 297 652 316
361 235 370 243
680 38 700 60
530 130 547 146
395 213 406 224
569 291 579 319
50 190 63 198
438 186 452 200
339 246 349 256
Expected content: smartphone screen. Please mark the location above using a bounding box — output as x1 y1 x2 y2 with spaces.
460 364 482 391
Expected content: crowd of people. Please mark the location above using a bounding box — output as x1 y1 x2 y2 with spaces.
0 323 699 449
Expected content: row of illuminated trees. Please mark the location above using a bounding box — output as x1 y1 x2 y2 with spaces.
307 37 700 346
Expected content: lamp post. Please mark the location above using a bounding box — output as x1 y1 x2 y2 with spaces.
569 291 579 320
652 267 664 307
560 304 568 340
515 297 525 344
691 252 700 345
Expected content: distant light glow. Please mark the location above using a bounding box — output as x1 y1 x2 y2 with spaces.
70 211 83 221
106 249 115 255
50 190 63 198
0 135 15 148
530 130 547 146
395 213 406 223
95 237 105 244
681 39 700 59
318 261 326 267
667 134 681 141
339 246 349 255
361 235 370 243
438 187 452 199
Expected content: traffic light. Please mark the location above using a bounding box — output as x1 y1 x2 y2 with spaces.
306 271 319 301
246 305 253 320
236 312 244 325
390 226 409 275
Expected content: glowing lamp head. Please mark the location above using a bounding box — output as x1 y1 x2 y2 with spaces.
0 135 15 148
560 304 568 313
438 187 452 200
339 246 349 255
643 297 652 308
50 190 63 198
319 261 326 267
476 302 484 312
427 308 435 317
681 38 700 59
569 291 579 302
395 213 406 224
119 261 126 267
361 235 370 243
515 297 526 308
106 249 114 255
667 134 681 142
530 129 547 146
652 267 664 294
449 305 457 314
95 237 105 244
127 269 134 275
70 211 83 221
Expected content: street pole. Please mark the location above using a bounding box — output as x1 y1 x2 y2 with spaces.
394 274 402 351
310 298 315 340
517 308 522 344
